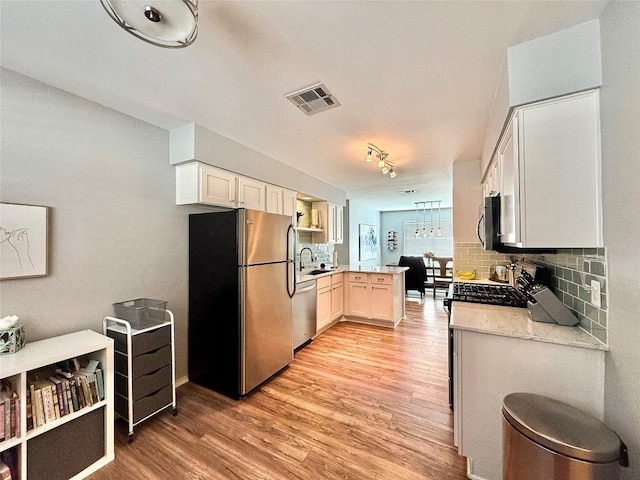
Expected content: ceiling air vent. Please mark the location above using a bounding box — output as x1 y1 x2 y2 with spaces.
285 82 341 116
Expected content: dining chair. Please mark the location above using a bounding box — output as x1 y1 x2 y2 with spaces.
429 257 453 298
398 255 426 297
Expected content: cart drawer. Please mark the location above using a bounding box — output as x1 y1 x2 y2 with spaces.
115 365 172 401
115 345 171 379
108 325 171 357
116 384 173 424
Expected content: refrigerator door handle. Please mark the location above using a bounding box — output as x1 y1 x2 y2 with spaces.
287 224 296 298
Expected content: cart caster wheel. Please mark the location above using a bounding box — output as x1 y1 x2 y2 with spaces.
173 407 178 416
128 433 134 443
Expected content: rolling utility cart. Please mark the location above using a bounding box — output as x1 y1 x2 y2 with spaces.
103 299 177 442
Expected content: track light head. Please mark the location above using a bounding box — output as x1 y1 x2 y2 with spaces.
365 148 373 162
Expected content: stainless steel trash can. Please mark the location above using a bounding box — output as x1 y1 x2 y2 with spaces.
503 393 622 480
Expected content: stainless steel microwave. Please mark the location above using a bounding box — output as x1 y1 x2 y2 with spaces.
477 196 502 251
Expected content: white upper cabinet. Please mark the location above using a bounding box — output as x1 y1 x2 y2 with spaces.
311 202 343 244
499 90 602 248
265 185 284 214
482 153 501 198
265 186 297 225
176 161 301 213
237 176 266 211
176 162 236 207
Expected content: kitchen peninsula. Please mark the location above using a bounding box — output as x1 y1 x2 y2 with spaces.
451 301 607 480
298 265 409 331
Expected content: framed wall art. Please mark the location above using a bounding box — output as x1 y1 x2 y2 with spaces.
358 224 378 261
1 203 48 280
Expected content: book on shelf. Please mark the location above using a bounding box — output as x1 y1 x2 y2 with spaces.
0 461 10 480
0 380 19 442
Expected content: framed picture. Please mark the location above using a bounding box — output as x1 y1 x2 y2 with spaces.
1 203 48 280
359 224 378 261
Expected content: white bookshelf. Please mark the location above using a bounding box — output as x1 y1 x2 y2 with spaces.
0 330 114 480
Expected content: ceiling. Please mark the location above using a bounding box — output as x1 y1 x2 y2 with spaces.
0 1 609 211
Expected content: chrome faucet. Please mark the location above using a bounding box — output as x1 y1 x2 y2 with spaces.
299 247 316 271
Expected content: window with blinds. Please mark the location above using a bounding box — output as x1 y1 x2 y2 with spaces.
403 221 453 257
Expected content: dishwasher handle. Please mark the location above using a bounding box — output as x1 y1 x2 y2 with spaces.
295 282 316 294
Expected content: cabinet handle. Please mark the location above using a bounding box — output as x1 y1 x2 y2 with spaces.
354 276 361 280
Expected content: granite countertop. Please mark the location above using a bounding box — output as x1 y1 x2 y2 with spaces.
297 265 409 283
450 301 608 351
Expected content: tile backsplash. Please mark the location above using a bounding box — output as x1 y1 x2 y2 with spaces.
297 236 334 267
454 242 608 345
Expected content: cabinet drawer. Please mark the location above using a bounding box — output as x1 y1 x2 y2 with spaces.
331 273 344 285
115 345 171 379
115 365 172 401
370 274 391 285
347 272 368 283
316 276 332 290
108 325 170 357
115 384 173 424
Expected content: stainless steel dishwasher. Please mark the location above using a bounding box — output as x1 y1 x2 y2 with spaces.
293 279 316 350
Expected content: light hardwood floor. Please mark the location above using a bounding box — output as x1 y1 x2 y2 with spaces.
89 295 467 479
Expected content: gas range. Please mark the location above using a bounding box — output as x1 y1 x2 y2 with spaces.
447 282 528 308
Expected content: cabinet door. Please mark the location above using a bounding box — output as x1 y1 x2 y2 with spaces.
347 282 369 317
327 204 336 242
519 91 601 247
265 185 284 214
331 282 344 320
499 114 520 245
200 164 237 207
333 204 344 244
316 286 333 331
370 284 393 321
237 177 266 211
283 189 297 224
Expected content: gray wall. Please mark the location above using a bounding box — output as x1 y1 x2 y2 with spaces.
380 208 453 267
170 123 347 206
0 68 210 380
600 2 640 477
346 201 381 267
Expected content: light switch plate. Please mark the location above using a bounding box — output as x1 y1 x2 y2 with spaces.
591 280 601 308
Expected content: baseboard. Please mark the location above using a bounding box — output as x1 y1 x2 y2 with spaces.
176 375 189 387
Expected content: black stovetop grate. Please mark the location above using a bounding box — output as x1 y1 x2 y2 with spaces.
450 282 528 308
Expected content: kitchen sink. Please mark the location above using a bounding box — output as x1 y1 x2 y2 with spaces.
307 269 332 275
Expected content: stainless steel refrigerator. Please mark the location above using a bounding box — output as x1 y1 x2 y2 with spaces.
188 209 296 398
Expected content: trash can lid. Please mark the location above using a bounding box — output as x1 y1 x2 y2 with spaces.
502 393 620 463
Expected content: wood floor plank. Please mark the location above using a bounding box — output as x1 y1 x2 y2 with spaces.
88 295 467 479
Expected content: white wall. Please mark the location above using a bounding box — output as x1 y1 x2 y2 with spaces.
346 201 381 267
452 160 482 243
0 68 210 380
600 3 640 477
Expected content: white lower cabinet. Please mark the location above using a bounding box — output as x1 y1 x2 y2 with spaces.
345 273 403 326
0 330 114 480
453 328 605 480
316 273 344 333
316 276 333 333
330 274 344 320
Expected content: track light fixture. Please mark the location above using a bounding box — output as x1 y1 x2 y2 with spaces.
364 143 397 178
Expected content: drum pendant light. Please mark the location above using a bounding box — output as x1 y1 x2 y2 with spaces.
100 0 198 48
